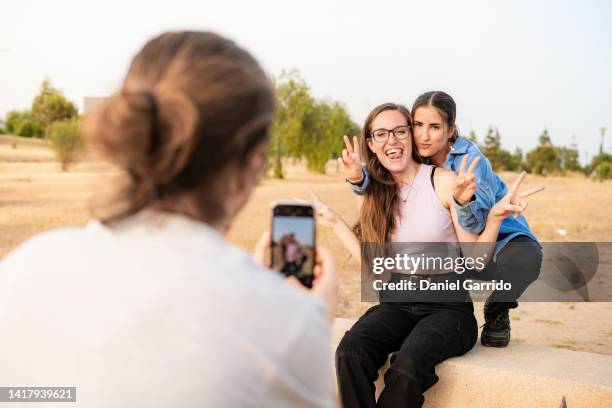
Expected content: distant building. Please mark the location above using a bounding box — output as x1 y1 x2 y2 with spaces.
83 97 108 115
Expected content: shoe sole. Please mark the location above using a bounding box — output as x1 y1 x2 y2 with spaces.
480 333 510 347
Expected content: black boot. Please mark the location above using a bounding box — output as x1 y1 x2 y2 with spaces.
481 302 511 347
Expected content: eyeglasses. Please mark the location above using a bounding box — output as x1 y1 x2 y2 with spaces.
369 125 411 143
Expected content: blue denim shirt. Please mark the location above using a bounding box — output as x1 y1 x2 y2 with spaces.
349 136 538 258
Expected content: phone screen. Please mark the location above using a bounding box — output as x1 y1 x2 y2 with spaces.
271 204 315 288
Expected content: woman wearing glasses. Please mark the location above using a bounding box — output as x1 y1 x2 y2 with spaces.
312 101 542 408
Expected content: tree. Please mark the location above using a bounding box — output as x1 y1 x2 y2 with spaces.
481 126 517 171
31 79 78 138
301 100 358 173
557 146 581 173
270 70 359 176
269 71 315 178
511 147 524 171
525 129 560 175
4 109 42 137
48 120 84 171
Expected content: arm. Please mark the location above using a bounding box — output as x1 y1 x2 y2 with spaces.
308 190 362 264
347 166 370 195
452 153 499 234
330 217 361 264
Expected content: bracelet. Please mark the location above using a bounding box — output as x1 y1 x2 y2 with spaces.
345 177 364 186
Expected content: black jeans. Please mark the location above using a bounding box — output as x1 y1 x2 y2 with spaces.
465 235 543 318
335 302 477 408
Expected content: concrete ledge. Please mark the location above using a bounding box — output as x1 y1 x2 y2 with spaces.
332 318 612 408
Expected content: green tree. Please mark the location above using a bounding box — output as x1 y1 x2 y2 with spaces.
31 79 78 138
481 126 517 171
301 100 358 173
557 146 581 173
270 71 315 178
270 70 358 176
525 129 561 175
511 147 524 170
4 109 42 137
48 120 84 171
585 152 612 180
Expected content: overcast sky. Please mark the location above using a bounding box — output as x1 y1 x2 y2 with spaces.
1 0 610 163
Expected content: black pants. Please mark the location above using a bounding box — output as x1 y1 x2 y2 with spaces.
335 302 477 408
465 235 543 318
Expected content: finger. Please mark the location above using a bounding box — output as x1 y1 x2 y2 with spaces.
459 155 468 174
313 263 322 279
337 157 347 170
344 135 354 155
519 185 545 198
253 229 272 267
307 188 323 206
502 203 524 213
353 136 361 161
467 156 480 174
342 148 349 162
509 171 527 200
514 200 528 218
314 246 336 276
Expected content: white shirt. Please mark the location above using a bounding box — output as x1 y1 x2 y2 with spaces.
0 213 333 407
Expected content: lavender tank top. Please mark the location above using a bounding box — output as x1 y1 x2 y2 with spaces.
392 164 459 243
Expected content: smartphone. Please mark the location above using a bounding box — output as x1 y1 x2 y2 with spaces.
271 202 316 288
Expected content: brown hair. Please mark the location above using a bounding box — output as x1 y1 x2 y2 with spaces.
84 31 275 225
359 103 422 244
411 91 458 142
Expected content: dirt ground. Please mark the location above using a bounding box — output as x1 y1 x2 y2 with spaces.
1 135 611 355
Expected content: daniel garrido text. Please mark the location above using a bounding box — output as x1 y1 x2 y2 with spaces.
372 279 512 292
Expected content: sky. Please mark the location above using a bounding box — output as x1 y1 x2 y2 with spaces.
1 0 610 164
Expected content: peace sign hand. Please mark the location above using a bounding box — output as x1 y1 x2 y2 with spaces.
489 171 545 221
452 155 480 206
308 188 340 230
338 135 363 183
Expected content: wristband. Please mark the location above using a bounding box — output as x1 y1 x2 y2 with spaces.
345 177 364 186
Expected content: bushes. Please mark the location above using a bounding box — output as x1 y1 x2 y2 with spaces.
48 121 84 171
4 109 42 137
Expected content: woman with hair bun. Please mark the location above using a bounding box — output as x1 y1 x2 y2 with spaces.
0 31 338 408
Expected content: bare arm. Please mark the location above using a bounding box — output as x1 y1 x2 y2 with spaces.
309 190 361 264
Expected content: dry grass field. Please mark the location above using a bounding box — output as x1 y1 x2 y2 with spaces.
1 135 611 355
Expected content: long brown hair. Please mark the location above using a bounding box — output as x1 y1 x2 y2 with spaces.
359 103 422 244
84 31 275 225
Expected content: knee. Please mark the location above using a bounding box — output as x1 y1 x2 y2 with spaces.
520 245 543 281
499 243 542 282
336 330 366 361
389 351 423 380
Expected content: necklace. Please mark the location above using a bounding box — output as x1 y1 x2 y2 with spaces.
399 164 420 203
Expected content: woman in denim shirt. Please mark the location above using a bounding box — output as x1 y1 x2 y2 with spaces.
344 91 543 347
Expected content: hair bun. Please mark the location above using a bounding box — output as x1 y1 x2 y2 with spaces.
84 87 198 185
